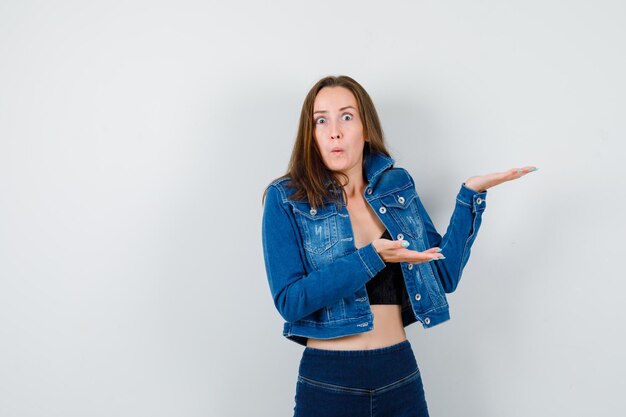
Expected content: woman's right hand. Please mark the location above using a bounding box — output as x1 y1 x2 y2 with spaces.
372 238 444 265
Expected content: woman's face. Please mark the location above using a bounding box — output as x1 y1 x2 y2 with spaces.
312 86 366 178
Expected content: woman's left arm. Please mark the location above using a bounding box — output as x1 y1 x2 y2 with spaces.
409 165 538 293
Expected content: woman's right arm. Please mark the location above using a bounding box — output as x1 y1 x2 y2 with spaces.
261 185 385 323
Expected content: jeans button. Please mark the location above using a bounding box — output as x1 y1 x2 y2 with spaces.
397 233 404 240
415 293 421 301
476 197 483 204
367 188 373 195
407 264 413 270
424 317 430 325
398 196 405 204
309 208 317 216
379 207 387 214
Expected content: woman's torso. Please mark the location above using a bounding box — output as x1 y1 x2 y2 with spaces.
306 186 407 350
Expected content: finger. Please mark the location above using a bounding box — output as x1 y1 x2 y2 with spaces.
375 238 394 249
393 244 440 253
405 251 445 264
423 247 441 253
397 240 410 249
514 166 538 175
424 251 445 260
507 167 525 177
375 240 409 257
501 167 537 181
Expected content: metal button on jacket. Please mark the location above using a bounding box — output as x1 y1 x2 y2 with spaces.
476 197 483 204
415 293 421 301
398 196 405 204
397 233 404 240
309 208 317 216
367 188 373 195
408 264 413 270
424 317 430 325
379 206 387 214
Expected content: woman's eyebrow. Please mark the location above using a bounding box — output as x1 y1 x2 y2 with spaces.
313 106 356 115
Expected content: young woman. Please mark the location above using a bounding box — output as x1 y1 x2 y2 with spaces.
261 75 536 417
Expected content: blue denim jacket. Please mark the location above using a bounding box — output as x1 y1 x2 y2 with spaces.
261 151 488 346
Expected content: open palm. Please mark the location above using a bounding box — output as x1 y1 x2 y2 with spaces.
464 166 538 192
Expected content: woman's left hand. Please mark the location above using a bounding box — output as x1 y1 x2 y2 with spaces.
464 166 538 192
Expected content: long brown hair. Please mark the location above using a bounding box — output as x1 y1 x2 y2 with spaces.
263 75 391 209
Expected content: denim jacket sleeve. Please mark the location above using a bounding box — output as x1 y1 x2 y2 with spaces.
262 184 386 323
410 177 488 293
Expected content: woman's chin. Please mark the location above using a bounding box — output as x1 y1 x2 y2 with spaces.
327 164 347 173
324 159 359 175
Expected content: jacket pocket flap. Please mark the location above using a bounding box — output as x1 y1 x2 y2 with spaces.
380 189 417 209
289 201 338 220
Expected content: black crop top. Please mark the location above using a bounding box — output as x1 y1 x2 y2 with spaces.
365 229 408 305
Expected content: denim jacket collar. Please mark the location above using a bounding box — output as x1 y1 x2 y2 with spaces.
324 151 395 191
364 151 395 184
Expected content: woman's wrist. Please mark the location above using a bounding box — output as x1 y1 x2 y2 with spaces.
463 180 487 193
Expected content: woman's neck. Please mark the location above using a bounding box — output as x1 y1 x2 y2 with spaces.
338 166 367 200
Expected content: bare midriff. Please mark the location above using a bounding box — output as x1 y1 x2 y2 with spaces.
305 304 407 350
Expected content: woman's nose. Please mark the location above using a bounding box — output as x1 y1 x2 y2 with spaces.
329 120 342 139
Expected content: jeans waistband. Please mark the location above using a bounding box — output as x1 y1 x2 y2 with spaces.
298 340 418 390
303 339 411 357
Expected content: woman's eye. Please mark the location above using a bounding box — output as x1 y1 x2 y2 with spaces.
315 117 326 124
342 113 353 121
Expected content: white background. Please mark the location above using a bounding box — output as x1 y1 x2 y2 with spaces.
1 1 624 416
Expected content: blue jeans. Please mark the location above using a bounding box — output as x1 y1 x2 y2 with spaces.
294 340 430 417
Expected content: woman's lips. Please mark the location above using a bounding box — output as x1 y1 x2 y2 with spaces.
331 148 343 153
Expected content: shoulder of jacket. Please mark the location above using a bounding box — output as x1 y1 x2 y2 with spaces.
265 177 296 202
380 166 414 185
